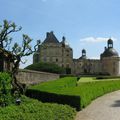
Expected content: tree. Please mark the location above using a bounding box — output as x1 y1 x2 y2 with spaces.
0 20 41 94
25 62 65 74
0 20 22 48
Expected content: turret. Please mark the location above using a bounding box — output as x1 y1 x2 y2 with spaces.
108 38 113 48
79 49 87 59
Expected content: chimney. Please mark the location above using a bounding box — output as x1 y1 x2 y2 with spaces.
62 36 65 42
50 31 54 34
46 32 50 37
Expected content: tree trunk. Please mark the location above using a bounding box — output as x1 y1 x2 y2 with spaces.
12 57 25 95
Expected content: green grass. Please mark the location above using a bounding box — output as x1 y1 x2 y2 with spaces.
78 77 96 83
0 96 76 120
63 80 120 108
78 77 120 83
31 77 77 93
29 77 120 110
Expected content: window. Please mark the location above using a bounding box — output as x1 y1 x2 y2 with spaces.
56 58 58 62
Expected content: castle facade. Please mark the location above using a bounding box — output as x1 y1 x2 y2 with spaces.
33 31 120 76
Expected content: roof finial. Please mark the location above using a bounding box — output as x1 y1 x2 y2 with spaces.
62 36 65 41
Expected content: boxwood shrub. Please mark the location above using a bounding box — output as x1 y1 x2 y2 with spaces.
27 77 120 111
26 89 81 110
0 96 76 120
25 62 65 74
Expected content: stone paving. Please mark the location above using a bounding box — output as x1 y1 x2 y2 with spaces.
75 90 120 120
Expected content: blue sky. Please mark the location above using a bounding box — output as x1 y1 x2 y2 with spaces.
1 0 120 68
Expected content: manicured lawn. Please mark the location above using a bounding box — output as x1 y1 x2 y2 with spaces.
29 77 120 110
78 77 120 83
0 96 76 120
77 77 96 83
31 77 77 93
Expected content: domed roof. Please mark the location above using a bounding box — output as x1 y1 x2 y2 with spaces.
101 48 119 58
82 49 86 53
108 38 113 44
79 49 87 59
79 55 87 59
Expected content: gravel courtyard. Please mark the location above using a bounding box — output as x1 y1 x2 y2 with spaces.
75 90 120 120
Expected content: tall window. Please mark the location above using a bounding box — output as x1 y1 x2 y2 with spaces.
56 58 58 62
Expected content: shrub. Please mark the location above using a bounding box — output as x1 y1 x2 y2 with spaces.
60 74 76 78
0 96 76 120
96 76 120 80
27 77 81 110
27 77 120 110
0 72 13 106
25 62 65 74
26 89 81 110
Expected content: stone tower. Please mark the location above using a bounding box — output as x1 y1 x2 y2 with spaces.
100 39 120 75
33 31 73 74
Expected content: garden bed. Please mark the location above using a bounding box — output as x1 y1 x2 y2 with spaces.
27 77 120 110
0 96 76 120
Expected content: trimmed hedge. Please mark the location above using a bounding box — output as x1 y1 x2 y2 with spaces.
60 74 76 78
25 62 65 74
26 89 81 110
27 77 120 111
96 76 120 80
26 77 80 110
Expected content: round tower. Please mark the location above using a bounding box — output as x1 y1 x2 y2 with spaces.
100 39 120 76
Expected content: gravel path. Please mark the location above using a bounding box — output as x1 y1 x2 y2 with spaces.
75 90 120 120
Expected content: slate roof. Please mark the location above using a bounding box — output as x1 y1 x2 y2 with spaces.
101 48 119 58
43 31 59 44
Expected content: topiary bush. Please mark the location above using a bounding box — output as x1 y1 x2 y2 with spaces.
25 62 65 74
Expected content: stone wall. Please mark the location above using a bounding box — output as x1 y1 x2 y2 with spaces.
17 69 60 85
101 57 120 76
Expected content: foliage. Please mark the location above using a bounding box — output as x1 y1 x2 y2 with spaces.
60 74 76 78
26 89 80 110
0 72 13 106
0 96 76 120
25 62 65 74
0 20 41 94
96 76 120 79
28 77 120 110
0 20 22 48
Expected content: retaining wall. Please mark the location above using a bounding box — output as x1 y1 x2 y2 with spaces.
17 69 59 85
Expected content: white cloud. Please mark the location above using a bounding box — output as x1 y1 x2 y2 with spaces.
80 37 117 43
